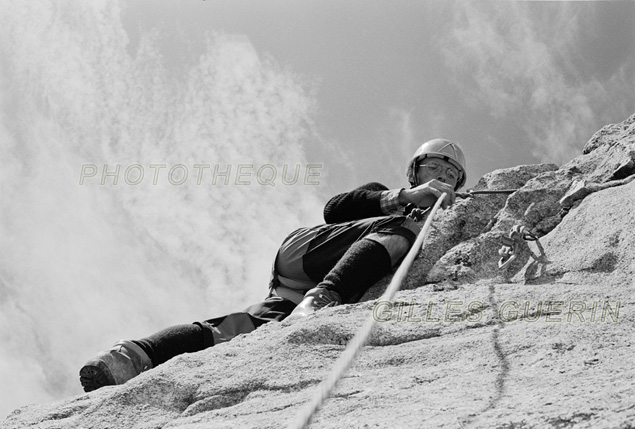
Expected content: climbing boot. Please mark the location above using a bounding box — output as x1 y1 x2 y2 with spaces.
79 340 153 392
286 286 342 321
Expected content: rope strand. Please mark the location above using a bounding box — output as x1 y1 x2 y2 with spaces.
288 193 448 429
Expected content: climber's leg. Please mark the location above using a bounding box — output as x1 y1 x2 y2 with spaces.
288 217 420 319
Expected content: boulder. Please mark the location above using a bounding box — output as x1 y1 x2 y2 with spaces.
425 113 635 287
516 179 635 286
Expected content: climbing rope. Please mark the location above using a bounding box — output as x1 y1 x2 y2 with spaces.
288 193 448 429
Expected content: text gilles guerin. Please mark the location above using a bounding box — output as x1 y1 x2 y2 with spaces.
373 300 622 324
78 163 322 186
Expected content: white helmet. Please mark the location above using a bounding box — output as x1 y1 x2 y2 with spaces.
406 139 467 190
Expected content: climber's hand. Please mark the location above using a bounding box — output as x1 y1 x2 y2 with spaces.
399 180 456 210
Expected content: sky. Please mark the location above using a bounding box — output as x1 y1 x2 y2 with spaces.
120 0 635 192
0 0 634 420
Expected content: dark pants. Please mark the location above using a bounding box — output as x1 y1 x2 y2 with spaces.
135 215 418 366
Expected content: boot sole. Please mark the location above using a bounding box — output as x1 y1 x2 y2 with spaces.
79 363 115 392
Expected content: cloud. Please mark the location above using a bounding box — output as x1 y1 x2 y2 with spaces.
0 0 322 418
439 1 634 164
374 108 416 184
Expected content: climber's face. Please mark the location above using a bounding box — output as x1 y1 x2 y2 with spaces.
416 157 460 188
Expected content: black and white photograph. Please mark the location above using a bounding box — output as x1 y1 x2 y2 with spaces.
1 1 634 427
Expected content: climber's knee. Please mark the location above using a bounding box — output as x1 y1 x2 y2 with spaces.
363 233 411 267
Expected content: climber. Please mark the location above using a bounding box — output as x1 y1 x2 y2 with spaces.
79 138 468 392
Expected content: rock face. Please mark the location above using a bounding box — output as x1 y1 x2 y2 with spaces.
3 114 635 429
417 113 635 289
516 180 635 286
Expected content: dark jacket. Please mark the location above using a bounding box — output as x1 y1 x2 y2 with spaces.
323 182 390 224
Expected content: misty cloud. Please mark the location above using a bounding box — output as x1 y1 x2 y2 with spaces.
439 1 633 164
0 0 322 418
